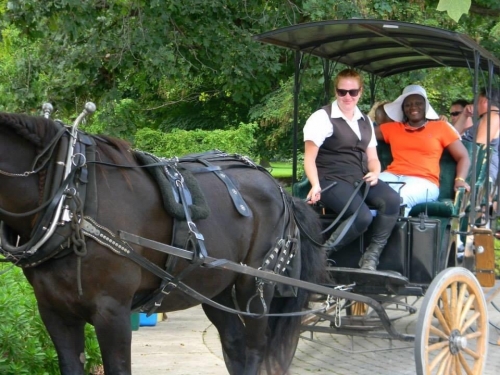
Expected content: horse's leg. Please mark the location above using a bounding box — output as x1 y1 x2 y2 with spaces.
237 279 276 375
202 286 246 375
92 304 133 375
38 306 87 375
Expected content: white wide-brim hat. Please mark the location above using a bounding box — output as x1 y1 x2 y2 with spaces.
383 85 439 122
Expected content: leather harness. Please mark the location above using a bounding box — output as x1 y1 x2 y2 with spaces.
0 126 304 316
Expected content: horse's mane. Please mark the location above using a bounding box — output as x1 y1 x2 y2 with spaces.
0 112 63 148
0 112 135 164
93 135 135 165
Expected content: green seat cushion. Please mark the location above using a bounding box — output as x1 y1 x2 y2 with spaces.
408 199 455 218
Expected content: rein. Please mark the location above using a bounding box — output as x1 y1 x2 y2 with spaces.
0 126 68 178
292 180 370 248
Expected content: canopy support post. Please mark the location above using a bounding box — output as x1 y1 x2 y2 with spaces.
292 51 301 185
323 58 331 105
468 50 481 228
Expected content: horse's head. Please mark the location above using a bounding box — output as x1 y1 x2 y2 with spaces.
0 113 64 237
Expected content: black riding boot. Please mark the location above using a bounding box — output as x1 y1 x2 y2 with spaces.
323 218 363 257
359 213 398 271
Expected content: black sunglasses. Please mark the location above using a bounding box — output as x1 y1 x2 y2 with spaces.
336 88 361 97
450 111 462 116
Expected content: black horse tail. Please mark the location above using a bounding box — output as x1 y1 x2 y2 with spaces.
264 196 328 374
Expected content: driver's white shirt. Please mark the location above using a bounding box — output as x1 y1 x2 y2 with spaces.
303 101 377 148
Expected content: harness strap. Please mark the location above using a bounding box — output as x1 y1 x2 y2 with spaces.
82 219 328 318
192 158 252 217
141 177 208 315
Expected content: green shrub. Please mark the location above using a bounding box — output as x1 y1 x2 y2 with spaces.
0 264 102 374
134 123 258 159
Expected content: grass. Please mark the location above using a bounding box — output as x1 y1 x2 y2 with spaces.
269 162 293 178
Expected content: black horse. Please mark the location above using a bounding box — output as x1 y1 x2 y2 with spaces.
0 112 326 375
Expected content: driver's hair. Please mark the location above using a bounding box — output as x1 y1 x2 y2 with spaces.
334 69 363 89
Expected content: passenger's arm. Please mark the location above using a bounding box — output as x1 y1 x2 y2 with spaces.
453 105 474 135
363 146 381 186
447 140 471 192
304 141 322 203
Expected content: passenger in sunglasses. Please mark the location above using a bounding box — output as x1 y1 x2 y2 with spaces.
375 85 470 216
449 99 470 126
303 69 400 271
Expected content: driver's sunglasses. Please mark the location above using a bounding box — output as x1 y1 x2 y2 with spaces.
450 111 462 117
336 88 361 97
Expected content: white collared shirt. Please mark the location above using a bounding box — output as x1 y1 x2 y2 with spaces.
303 101 377 148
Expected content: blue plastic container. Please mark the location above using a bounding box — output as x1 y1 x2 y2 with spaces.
139 313 157 327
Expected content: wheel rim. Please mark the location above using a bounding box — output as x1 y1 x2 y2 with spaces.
416 268 488 375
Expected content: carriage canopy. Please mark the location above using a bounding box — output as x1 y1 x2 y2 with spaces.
253 19 500 77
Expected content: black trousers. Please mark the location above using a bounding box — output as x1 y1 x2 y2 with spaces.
319 178 400 235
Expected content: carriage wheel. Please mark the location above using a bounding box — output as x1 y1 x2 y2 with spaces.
415 268 488 375
348 302 368 316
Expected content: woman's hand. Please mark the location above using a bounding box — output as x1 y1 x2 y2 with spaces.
363 171 379 186
454 178 470 192
306 184 322 204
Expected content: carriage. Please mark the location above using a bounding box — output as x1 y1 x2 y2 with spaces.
0 19 499 375
254 19 500 374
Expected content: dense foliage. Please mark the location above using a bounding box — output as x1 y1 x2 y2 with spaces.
0 264 102 374
1 1 499 160
133 122 257 158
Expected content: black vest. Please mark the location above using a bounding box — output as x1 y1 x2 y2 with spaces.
315 105 372 184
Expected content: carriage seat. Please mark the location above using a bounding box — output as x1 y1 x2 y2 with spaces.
292 140 489 220
377 140 489 218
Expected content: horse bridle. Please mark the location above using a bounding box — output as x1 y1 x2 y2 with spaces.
0 104 96 256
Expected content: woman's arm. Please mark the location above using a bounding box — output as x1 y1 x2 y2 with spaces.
447 140 471 192
304 141 322 203
453 107 474 135
363 146 381 186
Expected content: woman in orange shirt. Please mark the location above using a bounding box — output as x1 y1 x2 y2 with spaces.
376 85 470 216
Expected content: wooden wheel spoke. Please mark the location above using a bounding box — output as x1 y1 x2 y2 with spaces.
453 355 462 375
428 340 449 352
433 305 451 335
444 354 453 375
457 352 474 375
430 347 450 372
430 325 449 340
436 352 451 375
461 311 480 332
451 281 458 327
463 331 482 340
456 283 468 320
462 347 480 360
458 295 476 327
440 288 452 324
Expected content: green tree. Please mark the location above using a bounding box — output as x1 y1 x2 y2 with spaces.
1 0 499 158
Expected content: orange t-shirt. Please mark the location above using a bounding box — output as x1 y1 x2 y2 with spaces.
379 121 460 186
